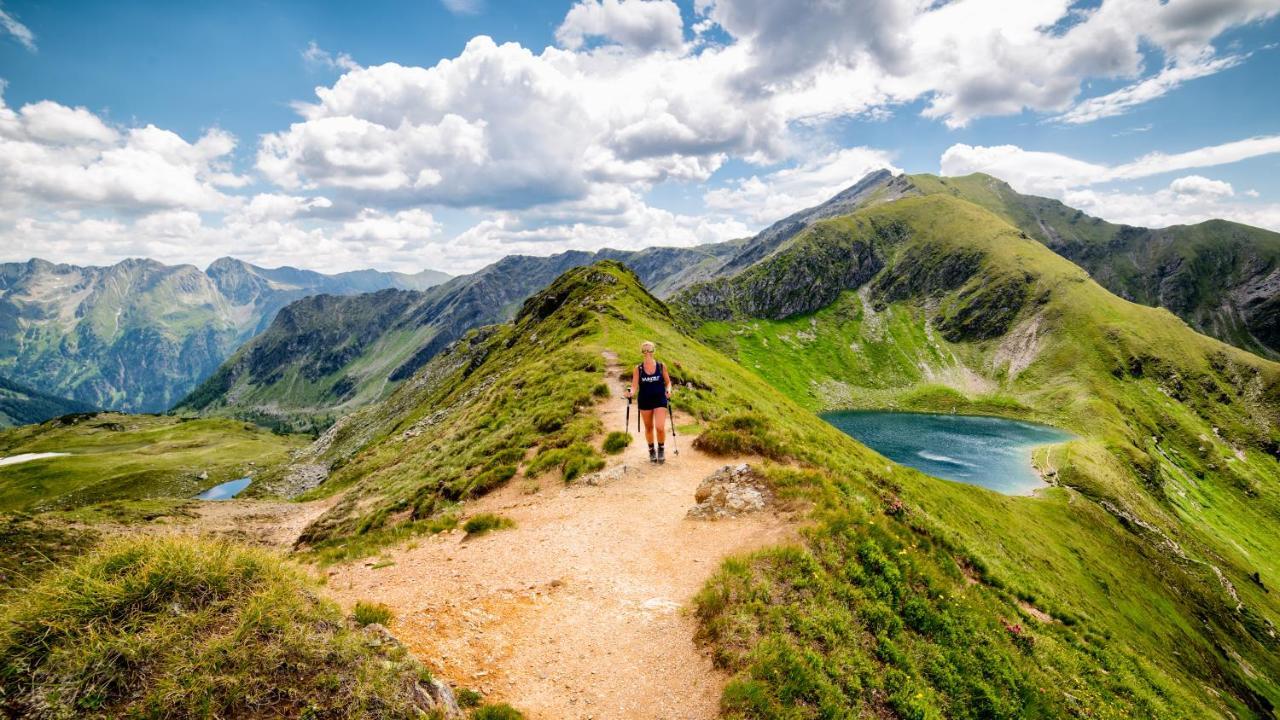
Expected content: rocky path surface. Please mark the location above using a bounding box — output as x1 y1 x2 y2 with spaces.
324 351 797 720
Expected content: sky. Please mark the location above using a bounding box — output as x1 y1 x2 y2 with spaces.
1 0 1279 275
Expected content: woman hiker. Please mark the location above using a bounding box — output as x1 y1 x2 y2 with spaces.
626 341 672 464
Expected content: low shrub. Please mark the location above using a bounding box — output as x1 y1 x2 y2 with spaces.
603 431 631 454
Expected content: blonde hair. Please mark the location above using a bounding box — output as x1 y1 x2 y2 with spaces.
640 341 656 353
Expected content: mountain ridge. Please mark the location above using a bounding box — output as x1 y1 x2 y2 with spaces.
176 241 745 431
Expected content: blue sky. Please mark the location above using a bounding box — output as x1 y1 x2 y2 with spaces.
1 0 1279 274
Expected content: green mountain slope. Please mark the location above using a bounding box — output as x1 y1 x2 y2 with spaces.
273 258 1278 716
0 412 304 513
0 257 450 413
0 375 95 427
178 242 745 432
907 172 1280 359
673 194 1280 715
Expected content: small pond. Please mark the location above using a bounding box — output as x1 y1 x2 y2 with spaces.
195 477 251 500
822 411 1073 494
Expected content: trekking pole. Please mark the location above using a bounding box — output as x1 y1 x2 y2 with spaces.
625 394 631 435
668 395 679 456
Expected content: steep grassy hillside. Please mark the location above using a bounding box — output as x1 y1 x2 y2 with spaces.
280 260 1278 716
0 537 439 719
0 257 449 414
0 412 304 512
0 375 96 427
908 172 1280 358
180 243 745 433
675 195 1280 716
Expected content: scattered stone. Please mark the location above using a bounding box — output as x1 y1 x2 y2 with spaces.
197 470 209 481
363 623 463 718
414 678 464 719
688 464 773 519
275 462 330 497
578 464 635 486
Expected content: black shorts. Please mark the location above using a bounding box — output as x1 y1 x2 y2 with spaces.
638 396 668 411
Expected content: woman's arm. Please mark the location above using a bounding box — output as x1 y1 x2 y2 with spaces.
662 363 672 397
629 366 639 397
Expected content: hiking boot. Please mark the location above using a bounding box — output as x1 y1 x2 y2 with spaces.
648 445 657 463
657 445 666 464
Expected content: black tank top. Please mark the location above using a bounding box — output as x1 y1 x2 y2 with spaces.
637 361 665 405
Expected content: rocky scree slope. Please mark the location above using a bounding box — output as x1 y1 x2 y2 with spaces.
0 257 449 414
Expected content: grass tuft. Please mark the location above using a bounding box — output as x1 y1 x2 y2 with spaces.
463 513 515 536
691 412 788 461
602 431 631 454
353 600 394 626
472 703 525 720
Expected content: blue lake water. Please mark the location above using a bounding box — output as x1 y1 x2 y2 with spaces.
822 411 1073 494
195 477 251 500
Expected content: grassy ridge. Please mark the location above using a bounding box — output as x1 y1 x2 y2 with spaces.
0 413 305 512
0 537 432 718
907 172 1280 358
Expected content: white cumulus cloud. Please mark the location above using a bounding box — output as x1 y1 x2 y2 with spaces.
556 0 685 51
704 147 901 226
0 90 245 213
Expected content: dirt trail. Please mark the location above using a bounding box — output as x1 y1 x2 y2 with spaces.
325 351 797 720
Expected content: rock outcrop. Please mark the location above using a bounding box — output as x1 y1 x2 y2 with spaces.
688 464 774 519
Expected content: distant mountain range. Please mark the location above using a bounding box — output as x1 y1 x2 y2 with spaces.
0 257 450 413
175 241 744 431
8 169 1280 425
181 170 1280 430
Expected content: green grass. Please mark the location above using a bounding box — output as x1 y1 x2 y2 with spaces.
302 511 459 566
0 537 433 719
602 430 631 454
0 413 306 512
463 513 514 536
669 196 1280 717
0 513 99 600
291 272 622 556
456 687 483 707
353 600 394 626
471 703 525 720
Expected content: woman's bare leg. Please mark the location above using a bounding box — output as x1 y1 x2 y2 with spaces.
640 409 655 444
653 407 667 445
